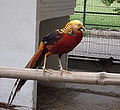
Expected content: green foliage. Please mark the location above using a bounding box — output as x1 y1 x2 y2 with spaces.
101 0 120 6
101 0 115 6
101 0 120 13
116 0 120 3
113 8 120 13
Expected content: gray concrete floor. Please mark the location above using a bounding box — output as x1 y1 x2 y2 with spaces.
37 62 120 110
37 83 120 110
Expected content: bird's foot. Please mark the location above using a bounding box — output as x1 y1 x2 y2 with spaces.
59 69 64 75
59 69 71 75
42 67 52 74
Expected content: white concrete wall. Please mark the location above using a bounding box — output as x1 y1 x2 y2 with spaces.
0 0 76 109
37 0 76 21
0 0 37 109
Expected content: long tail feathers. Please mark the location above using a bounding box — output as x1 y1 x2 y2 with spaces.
7 79 26 105
8 44 48 105
7 79 19 105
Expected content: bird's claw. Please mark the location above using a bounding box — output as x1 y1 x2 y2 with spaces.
59 69 63 75
42 67 52 74
59 69 71 75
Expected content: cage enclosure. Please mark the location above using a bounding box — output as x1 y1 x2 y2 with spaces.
68 0 120 73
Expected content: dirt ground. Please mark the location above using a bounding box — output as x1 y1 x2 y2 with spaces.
37 84 120 110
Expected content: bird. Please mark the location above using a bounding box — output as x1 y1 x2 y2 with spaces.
7 20 85 105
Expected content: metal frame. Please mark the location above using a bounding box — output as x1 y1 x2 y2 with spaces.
76 0 120 28
69 0 120 63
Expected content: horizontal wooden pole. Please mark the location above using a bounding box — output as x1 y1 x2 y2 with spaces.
0 66 120 85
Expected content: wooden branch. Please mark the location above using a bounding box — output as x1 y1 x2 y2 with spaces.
0 66 120 85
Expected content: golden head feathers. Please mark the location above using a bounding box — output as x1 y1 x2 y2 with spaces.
60 20 84 34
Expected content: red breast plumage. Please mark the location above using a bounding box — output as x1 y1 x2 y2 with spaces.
47 31 83 54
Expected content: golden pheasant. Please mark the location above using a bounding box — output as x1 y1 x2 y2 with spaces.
8 20 84 105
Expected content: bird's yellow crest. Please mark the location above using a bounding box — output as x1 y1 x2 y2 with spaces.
60 20 84 34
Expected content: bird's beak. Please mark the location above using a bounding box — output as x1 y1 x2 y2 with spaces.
80 26 85 32
82 26 85 31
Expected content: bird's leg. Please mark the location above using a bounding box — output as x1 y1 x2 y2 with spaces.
58 54 64 75
42 54 47 72
42 52 52 74
58 54 71 75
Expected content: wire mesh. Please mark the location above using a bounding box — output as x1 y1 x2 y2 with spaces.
69 29 120 60
69 0 120 61
70 0 120 30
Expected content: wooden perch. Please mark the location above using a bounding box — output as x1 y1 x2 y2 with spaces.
0 66 120 85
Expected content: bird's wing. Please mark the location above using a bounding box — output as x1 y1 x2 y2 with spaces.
42 30 63 45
